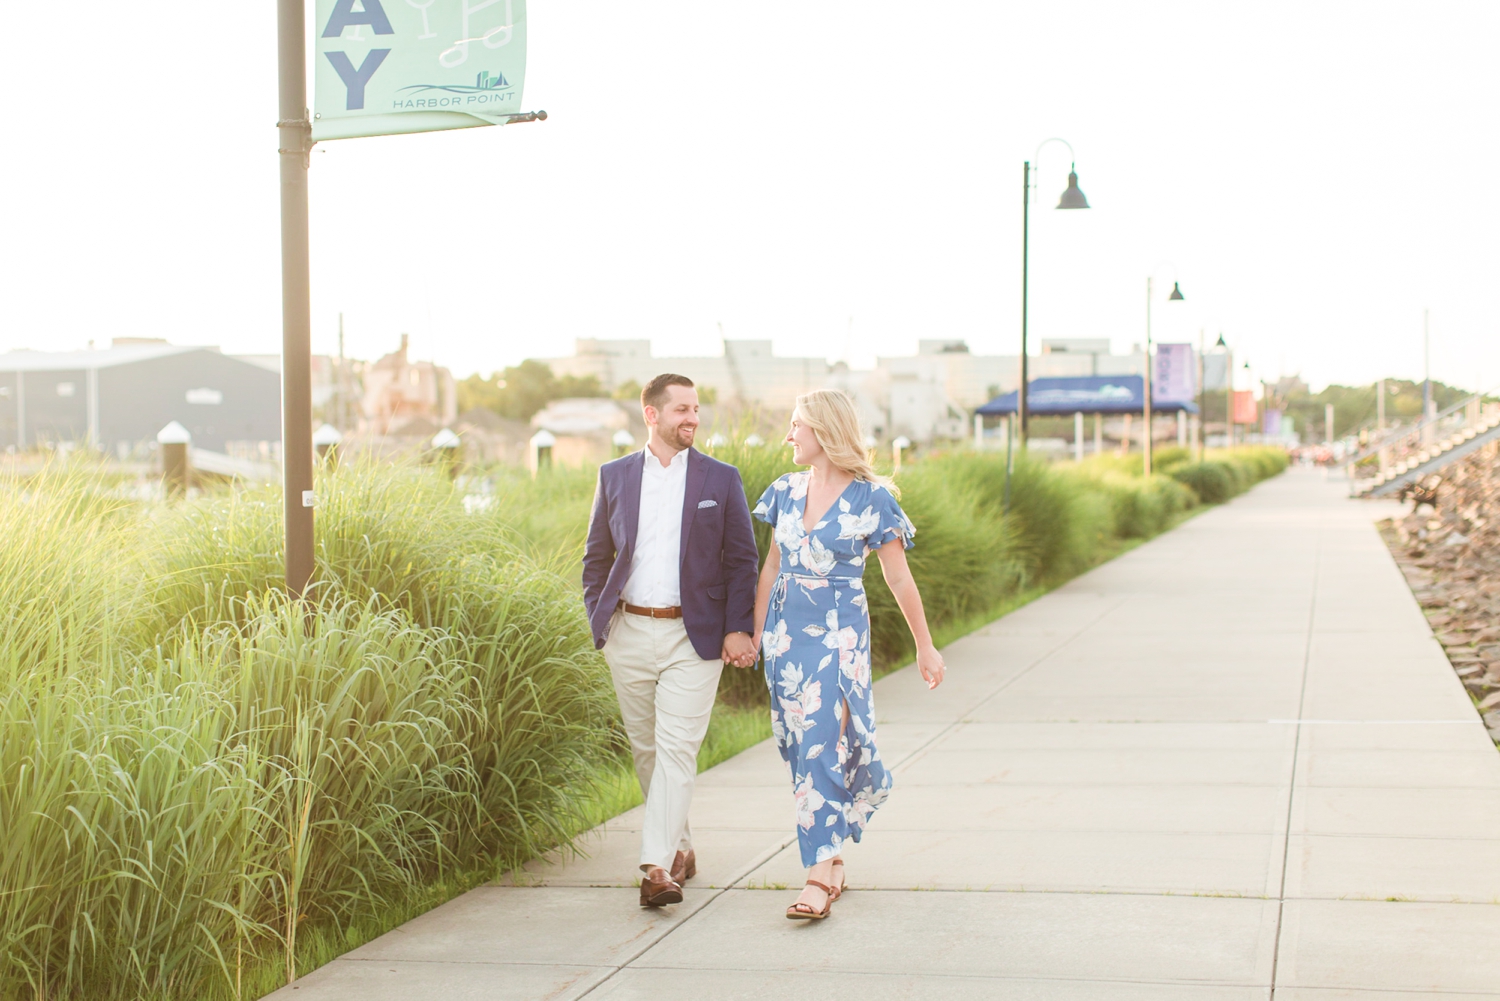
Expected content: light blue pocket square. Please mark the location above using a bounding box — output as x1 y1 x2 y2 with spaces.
697 499 718 509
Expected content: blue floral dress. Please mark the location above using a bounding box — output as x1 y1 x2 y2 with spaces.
753 472 916 867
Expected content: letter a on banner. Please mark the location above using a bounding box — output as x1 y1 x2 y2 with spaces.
313 0 528 140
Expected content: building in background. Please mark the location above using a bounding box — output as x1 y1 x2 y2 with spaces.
539 337 1151 444
234 351 361 430
544 338 829 413
358 334 458 436
529 397 642 467
0 340 281 454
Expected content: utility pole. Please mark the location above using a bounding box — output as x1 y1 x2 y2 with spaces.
337 312 347 431
1144 277 1153 475
1196 329 1205 461
1018 161 1031 446
1421 309 1434 445
1423 308 1432 419
719 321 747 407
1377 379 1390 476
278 0 315 598
1225 342 1234 447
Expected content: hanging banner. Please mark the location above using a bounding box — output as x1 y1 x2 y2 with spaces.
1201 353 1228 392
1232 390 1258 425
313 0 527 141
1153 343 1196 403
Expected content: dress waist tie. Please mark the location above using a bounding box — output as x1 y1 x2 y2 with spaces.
771 572 857 612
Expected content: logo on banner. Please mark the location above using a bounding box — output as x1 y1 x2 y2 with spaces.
394 70 516 109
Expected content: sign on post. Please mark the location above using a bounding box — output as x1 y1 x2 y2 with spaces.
314 0 528 140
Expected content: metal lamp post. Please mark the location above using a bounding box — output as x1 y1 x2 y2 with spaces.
1143 270 1185 476
1242 360 1253 444
1215 333 1234 447
1019 139 1090 446
276 0 316 598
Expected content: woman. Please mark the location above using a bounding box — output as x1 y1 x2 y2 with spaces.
752 388 946 920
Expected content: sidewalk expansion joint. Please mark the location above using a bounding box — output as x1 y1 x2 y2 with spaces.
1268 534 1321 999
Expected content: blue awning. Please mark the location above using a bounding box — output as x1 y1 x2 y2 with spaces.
975 375 1199 416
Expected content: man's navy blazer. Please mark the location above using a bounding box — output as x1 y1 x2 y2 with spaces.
582 447 760 661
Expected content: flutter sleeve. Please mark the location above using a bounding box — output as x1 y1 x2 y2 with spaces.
870 483 916 550
753 477 784 527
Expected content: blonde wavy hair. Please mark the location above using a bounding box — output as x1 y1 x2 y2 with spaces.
793 389 899 497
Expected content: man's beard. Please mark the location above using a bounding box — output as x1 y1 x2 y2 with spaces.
664 423 696 450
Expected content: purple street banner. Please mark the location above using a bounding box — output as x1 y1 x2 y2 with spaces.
1153 343 1196 403
314 0 528 140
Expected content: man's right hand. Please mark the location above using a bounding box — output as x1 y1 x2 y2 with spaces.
721 631 758 668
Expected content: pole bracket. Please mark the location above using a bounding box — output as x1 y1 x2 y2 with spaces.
276 114 317 163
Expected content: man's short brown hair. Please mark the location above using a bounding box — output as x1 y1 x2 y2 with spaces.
642 373 695 412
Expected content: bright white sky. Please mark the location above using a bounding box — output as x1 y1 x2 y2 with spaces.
3 2 1498 394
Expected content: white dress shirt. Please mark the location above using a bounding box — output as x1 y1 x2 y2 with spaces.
621 444 689 607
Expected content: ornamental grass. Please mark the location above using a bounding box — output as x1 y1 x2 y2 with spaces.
0 463 614 1000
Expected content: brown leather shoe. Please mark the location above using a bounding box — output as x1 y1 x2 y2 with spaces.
670 849 696 885
639 867 682 907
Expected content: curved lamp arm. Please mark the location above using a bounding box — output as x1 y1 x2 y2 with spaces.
1028 137 1082 204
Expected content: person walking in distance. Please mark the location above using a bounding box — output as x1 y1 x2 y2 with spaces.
583 373 761 907
752 389 946 919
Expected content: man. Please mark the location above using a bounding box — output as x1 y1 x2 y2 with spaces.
583 373 760 907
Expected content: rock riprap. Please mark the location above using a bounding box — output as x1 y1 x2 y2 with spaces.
1379 439 1500 741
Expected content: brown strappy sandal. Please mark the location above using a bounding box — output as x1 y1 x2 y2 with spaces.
785 878 836 920
829 858 847 902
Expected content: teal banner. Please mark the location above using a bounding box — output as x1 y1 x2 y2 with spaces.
313 0 527 141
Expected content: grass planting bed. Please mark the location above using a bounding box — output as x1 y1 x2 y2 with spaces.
0 444 1285 998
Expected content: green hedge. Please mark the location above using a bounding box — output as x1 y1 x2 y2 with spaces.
1167 447 1290 504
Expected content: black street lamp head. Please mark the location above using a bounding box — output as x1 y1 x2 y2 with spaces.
1214 333 1228 349
1168 282 1185 301
1057 166 1089 209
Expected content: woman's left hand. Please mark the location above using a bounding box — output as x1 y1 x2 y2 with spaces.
917 644 945 690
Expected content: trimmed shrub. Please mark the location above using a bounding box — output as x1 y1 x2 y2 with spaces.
1170 460 1240 503
1168 447 1289 504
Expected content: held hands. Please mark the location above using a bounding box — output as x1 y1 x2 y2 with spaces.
722 631 758 669
917 643 946 690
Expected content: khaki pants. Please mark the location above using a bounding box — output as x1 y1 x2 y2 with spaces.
602 610 724 871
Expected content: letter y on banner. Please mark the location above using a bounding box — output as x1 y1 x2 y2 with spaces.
313 0 527 140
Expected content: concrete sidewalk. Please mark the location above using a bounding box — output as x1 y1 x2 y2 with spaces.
271 468 1500 999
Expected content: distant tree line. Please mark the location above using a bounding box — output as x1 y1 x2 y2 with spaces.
1270 379 1476 439
456 360 606 422
457 364 721 422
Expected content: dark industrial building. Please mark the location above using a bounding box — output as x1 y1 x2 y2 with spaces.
0 343 282 454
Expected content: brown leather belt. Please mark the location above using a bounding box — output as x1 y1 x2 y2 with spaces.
620 602 683 619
